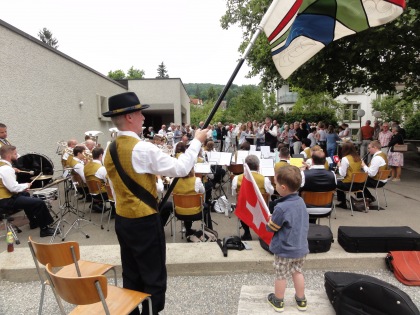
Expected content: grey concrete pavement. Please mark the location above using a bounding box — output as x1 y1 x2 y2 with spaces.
0 151 419 314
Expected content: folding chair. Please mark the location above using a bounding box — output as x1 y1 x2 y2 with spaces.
28 236 117 315
86 179 107 229
301 190 336 228
44 263 152 315
336 172 368 216
172 193 205 242
370 169 392 210
105 183 115 232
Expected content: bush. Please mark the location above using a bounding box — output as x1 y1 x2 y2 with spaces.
404 111 420 140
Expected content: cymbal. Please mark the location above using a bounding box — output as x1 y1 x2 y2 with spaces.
30 175 53 180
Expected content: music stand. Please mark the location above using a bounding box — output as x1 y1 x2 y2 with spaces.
59 175 92 242
206 151 232 209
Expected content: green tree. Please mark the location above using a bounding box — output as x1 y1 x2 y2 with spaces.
126 66 145 79
404 111 420 139
225 86 265 122
156 62 169 78
221 0 420 98
371 95 415 123
37 27 59 49
107 69 126 80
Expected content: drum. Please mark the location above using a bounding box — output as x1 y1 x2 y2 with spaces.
16 152 54 189
33 188 58 201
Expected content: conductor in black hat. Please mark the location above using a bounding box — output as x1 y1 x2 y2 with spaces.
103 92 208 315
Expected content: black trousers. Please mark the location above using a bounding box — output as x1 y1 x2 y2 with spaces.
0 192 53 228
361 177 385 200
115 213 167 315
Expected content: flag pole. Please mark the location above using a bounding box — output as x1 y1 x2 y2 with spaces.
158 0 280 211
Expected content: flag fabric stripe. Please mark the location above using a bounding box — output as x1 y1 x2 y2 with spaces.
263 0 406 79
235 164 273 245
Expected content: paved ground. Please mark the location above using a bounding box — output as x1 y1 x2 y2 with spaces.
0 151 419 314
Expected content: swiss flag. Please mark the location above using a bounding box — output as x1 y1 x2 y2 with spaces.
235 164 273 245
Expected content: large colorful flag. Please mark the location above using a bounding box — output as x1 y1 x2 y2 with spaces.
235 164 273 245
263 0 406 79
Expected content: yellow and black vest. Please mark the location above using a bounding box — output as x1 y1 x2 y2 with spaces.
304 147 312 159
173 176 201 215
371 152 389 180
104 136 157 218
237 172 266 194
84 161 106 193
274 160 288 174
343 155 362 183
0 162 13 199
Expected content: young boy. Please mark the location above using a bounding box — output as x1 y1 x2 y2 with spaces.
266 165 309 312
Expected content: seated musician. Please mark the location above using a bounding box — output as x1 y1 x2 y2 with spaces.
300 151 336 193
0 123 12 147
305 145 329 170
172 167 213 236
274 147 290 173
359 140 389 202
61 139 77 168
0 145 55 237
300 138 312 159
232 154 274 240
68 146 89 200
83 147 114 214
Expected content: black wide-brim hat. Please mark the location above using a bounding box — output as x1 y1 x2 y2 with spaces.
102 92 150 117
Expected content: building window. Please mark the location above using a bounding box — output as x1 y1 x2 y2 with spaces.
343 103 360 122
97 94 110 121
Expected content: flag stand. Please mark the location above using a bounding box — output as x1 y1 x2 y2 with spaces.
158 0 280 211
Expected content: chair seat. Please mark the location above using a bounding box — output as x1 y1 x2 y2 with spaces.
307 208 332 215
70 285 150 315
57 260 115 278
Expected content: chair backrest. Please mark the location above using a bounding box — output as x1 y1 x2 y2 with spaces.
172 193 203 209
352 172 368 184
228 164 244 175
86 179 102 195
378 169 392 181
301 191 334 207
71 172 85 188
28 236 80 267
45 263 108 306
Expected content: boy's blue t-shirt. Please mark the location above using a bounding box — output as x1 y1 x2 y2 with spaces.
267 193 309 258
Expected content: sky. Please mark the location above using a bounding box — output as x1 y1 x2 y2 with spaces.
0 0 261 86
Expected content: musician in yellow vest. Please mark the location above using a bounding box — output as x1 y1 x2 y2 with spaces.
0 145 55 237
102 92 208 315
336 142 363 209
0 123 12 147
360 140 389 202
274 147 290 173
232 154 274 240
172 167 213 235
83 147 112 214
61 139 77 168
300 138 312 159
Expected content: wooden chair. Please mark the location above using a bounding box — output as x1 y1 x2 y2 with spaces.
301 190 336 227
172 193 205 242
28 236 117 315
370 169 392 210
336 172 368 216
44 263 152 315
86 179 107 229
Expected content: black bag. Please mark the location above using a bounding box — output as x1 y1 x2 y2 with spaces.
324 271 420 315
308 223 333 253
350 196 370 212
338 226 420 253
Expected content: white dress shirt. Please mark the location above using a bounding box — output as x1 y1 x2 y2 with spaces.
363 151 387 182
0 160 28 194
72 157 86 183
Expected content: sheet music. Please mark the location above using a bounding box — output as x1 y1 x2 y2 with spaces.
194 163 212 174
260 146 271 158
206 151 220 163
248 151 261 158
326 157 333 164
206 151 232 165
219 152 232 166
236 150 249 164
250 145 257 151
290 157 305 168
259 158 275 177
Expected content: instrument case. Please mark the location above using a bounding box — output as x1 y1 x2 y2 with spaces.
338 226 420 253
308 223 333 253
324 272 420 315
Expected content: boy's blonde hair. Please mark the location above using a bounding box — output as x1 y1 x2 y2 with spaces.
275 165 301 192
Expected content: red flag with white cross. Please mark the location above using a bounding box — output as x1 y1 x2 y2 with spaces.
235 164 273 245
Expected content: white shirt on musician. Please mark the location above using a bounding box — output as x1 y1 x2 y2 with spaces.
0 159 28 193
72 157 86 183
362 151 387 182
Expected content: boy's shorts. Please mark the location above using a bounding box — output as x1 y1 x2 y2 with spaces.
273 255 306 280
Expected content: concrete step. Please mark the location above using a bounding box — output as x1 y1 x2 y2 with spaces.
0 239 386 282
